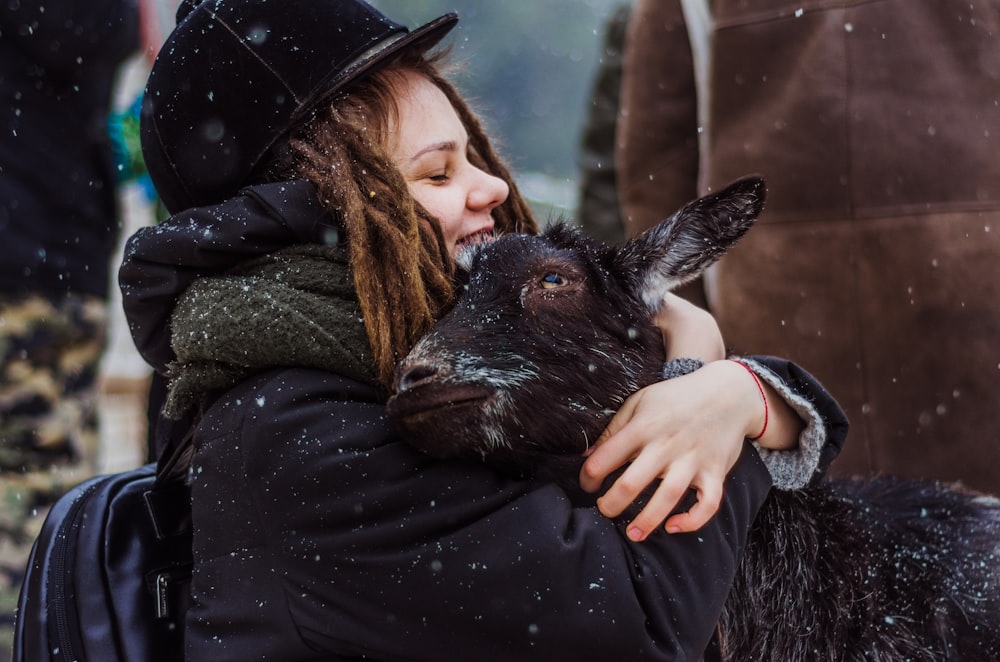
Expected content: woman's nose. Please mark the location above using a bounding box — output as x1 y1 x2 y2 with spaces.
468 168 509 212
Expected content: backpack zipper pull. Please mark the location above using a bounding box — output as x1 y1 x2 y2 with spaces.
155 572 170 619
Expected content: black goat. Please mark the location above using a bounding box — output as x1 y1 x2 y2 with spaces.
387 177 1000 661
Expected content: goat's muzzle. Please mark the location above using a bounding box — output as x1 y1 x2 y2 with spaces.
388 360 496 434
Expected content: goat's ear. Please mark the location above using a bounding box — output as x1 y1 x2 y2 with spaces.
617 175 765 313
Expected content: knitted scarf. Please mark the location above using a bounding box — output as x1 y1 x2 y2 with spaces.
165 243 381 418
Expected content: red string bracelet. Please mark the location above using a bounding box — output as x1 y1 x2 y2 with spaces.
729 360 769 441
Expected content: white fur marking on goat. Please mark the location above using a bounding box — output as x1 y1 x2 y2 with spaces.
638 271 684 315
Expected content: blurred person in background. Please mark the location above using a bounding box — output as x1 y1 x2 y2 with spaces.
575 3 630 243
615 0 1000 493
0 0 139 656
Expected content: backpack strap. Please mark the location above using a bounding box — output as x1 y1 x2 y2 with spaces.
145 424 195 541
144 476 191 541
143 423 195 627
154 423 195 488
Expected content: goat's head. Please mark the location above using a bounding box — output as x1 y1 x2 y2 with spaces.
386 176 766 476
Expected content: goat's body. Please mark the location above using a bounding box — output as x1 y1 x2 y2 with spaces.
724 477 1000 661
388 177 1000 660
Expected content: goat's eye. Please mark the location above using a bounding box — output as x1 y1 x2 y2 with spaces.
540 272 567 289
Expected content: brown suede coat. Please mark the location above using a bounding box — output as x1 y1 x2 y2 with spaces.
616 0 1000 492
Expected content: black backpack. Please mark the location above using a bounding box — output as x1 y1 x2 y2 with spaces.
13 444 192 662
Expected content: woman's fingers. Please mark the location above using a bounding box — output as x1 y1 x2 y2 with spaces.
579 397 643 492
617 463 695 540
594 449 676 519
662 476 724 534
595 448 729 540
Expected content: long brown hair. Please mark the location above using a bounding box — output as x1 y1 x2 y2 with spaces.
283 51 539 388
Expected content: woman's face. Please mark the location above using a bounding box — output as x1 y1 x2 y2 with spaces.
388 71 510 256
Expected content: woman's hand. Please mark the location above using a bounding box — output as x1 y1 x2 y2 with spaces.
579 360 764 541
579 293 805 541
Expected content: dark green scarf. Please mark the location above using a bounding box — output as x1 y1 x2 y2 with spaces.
165 243 381 417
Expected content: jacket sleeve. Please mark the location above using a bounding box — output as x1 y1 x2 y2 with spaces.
743 355 850 487
192 371 774 662
118 180 333 372
0 0 139 74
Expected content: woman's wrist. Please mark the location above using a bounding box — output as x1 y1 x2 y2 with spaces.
727 360 768 440
723 359 800 450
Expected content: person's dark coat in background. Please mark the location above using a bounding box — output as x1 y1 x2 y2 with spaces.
0 0 139 299
616 0 1000 493
575 3 631 243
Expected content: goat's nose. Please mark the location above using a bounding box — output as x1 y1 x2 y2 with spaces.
396 363 439 393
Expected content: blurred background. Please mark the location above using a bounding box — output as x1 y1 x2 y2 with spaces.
370 0 626 219
100 0 632 470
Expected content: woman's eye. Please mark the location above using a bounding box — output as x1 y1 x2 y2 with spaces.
429 173 449 182
540 272 566 289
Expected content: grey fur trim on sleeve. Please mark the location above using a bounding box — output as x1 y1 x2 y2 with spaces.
661 357 704 380
736 357 826 490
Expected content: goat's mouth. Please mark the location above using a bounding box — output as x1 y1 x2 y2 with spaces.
386 383 496 425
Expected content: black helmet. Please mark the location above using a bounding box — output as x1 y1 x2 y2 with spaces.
141 0 457 214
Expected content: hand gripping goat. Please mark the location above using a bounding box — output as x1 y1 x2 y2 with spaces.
387 176 1000 661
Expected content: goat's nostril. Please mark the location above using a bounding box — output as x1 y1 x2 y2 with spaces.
397 364 439 392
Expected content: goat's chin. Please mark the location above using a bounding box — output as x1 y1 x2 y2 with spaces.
387 383 495 420
387 383 498 460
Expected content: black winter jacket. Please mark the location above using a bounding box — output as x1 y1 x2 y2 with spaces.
0 0 138 299
119 181 848 661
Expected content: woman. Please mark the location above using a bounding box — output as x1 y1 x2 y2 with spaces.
122 1 847 659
